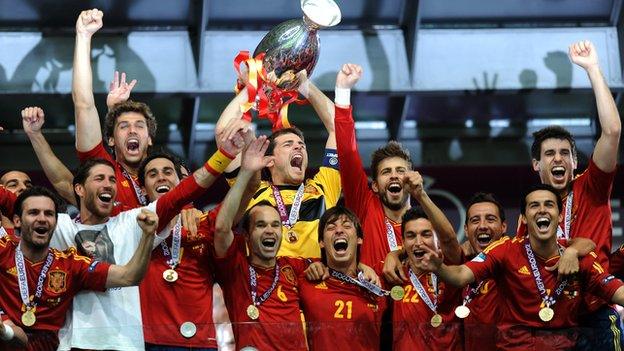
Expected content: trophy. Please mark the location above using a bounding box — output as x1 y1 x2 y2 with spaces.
234 0 341 129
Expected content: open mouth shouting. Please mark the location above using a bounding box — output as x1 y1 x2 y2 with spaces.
290 153 304 172
125 137 141 155
387 182 402 195
536 217 551 232
550 166 566 182
413 248 426 259
155 184 171 194
261 236 277 249
97 191 113 204
333 238 349 255
476 233 492 246
33 226 48 235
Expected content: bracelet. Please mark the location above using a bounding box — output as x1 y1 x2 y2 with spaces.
334 87 351 106
204 149 235 176
0 323 14 341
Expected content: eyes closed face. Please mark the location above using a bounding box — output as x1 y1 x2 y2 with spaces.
465 202 506 253
321 215 361 267
143 158 180 202
270 133 308 185
403 218 436 264
523 190 562 242
248 205 283 262
109 112 152 166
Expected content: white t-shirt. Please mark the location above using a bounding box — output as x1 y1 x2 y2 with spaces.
50 202 168 351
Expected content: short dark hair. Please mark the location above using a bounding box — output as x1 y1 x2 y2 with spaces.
138 150 184 186
241 200 278 233
266 127 305 156
104 100 157 142
370 141 412 181
317 206 363 243
72 158 115 208
520 184 562 215
400 206 428 238
531 126 577 161
13 186 61 219
465 192 506 224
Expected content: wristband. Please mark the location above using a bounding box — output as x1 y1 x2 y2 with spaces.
0 323 14 341
334 87 351 107
204 149 235 176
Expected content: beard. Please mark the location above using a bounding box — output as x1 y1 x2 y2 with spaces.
84 192 112 219
379 190 409 211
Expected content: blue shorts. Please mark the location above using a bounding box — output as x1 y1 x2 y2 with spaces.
576 305 624 351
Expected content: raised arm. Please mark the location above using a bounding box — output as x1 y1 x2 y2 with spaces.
106 71 137 110
22 107 76 205
213 89 251 173
73 9 104 152
298 70 336 149
418 244 475 288
569 40 621 173
214 135 271 257
105 209 157 288
406 171 463 264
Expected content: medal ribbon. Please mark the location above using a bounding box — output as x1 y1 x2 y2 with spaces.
249 262 280 306
160 217 182 268
329 269 389 297
0 227 7 238
556 191 573 240
384 218 399 251
409 268 438 313
121 167 148 206
461 280 485 307
15 244 54 309
270 183 305 228
523 242 568 308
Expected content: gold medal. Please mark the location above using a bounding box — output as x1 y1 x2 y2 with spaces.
287 231 298 243
247 304 260 320
21 309 36 327
454 305 470 319
390 286 405 301
163 269 178 283
539 307 554 322
430 313 442 327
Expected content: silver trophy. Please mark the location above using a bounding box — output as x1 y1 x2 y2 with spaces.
253 0 342 91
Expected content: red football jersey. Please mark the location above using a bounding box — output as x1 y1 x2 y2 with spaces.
78 142 144 209
139 209 219 348
335 106 403 266
517 159 615 268
215 236 307 351
299 274 386 351
391 266 463 351
610 244 624 276
0 237 110 333
465 236 624 350
461 253 501 351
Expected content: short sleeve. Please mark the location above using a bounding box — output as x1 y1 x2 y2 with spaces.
69 248 112 292
77 142 114 164
464 237 509 282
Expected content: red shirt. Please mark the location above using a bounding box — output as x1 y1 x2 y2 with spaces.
517 159 615 268
461 253 500 351
465 236 623 350
215 236 307 351
139 209 219 348
391 266 463 351
299 274 386 351
78 142 144 209
610 244 624 276
0 237 110 333
335 106 403 266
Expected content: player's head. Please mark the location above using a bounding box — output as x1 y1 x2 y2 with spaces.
13 186 61 250
73 158 117 220
138 151 184 202
370 141 412 212
265 127 308 185
402 206 438 266
464 192 507 253
242 201 282 262
520 184 562 243
104 100 157 168
318 206 363 268
531 126 577 192
0 170 32 196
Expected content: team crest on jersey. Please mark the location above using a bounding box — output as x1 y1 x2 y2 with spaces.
281 265 297 285
471 252 487 263
47 270 67 293
517 266 531 275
